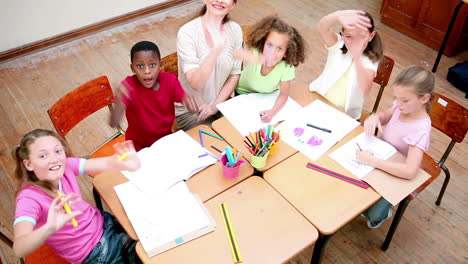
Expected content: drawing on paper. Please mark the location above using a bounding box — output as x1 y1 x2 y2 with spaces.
307 136 323 146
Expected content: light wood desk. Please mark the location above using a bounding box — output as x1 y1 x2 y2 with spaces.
212 82 335 172
264 127 381 264
136 176 319 264
93 125 254 240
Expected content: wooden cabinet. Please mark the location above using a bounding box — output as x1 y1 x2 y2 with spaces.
381 0 468 56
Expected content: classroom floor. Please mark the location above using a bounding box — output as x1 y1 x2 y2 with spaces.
0 0 467 263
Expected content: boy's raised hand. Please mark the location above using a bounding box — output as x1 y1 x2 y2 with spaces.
113 140 141 171
47 194 82 232
338 10 371 31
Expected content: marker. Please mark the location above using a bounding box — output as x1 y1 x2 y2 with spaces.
307 123 332 133
57 191 78 227
200 130 224 141
356 143 362 151
199 129 205 147
211 145 222 153
117 152 129 161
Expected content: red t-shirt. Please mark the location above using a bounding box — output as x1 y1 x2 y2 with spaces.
122 72 185 151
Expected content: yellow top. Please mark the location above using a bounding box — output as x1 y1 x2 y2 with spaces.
325 65 352 111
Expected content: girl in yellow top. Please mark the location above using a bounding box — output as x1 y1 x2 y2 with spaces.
310 10 383 119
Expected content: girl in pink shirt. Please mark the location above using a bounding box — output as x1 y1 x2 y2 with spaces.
356 66 435 228
13 129 141 263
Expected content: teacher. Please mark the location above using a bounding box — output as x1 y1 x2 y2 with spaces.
175 0 242 130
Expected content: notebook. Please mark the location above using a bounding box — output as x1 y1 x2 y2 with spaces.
115 181 215 257
121 130 217 195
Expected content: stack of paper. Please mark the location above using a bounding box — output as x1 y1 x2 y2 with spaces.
278 100 360 161
216 90 303 136
329 132 397 179
121 130 217 194
114 181 215 257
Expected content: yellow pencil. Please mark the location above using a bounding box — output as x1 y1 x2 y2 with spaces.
57 191 78 227
117 152 129 161
219 203 243 263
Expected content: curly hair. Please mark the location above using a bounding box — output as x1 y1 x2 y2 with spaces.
246 15 306 67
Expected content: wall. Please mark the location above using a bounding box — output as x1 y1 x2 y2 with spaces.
0 0 168 52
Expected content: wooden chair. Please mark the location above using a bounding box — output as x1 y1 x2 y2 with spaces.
360 55 395 122
381 93 468 250
47 75 125 210
241 24 250 43
160 52 180 132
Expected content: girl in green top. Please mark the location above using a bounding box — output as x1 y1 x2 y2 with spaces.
234 15 306 123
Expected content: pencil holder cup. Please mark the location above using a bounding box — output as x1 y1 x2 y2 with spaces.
221 155 244 179
269 142 278 155
249 151 269 169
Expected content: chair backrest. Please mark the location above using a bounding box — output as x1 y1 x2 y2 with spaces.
430 93 468 143
241 25 250 43
371 55 394 113
47 76 115 138
160 52 178 77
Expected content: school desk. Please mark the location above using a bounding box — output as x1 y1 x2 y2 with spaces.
212 82 335 172
92 125 254 240
264 126 381 264
135 176 319 264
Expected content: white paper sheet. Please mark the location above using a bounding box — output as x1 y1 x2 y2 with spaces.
216 91 303 136
329 132 397 179
114 181 213 256
121 130 217 194
277 100 360 161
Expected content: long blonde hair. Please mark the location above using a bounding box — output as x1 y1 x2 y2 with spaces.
14 129 70 196
394 66 435 113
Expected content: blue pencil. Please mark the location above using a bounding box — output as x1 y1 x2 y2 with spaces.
199 130 205 147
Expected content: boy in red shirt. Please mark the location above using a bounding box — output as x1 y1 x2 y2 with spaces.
111 41 186 151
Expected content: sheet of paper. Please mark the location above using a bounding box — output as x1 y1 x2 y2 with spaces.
121 130 217 194
216 91 303 136
277 100 360 161
114 181 214 255
329 132 397 179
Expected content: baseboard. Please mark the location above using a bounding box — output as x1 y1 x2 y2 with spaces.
0 0 193 63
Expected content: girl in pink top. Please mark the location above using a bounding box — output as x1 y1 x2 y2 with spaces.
13 129 141 263
356 66 435 228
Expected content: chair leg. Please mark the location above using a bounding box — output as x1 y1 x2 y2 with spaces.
436 165 450 206
382 198 410 251
93 187 104 211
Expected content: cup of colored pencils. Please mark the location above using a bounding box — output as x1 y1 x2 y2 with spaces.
221 146 245 179
244 125 280 169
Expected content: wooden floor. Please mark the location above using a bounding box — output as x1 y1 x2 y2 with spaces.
1 0 467 263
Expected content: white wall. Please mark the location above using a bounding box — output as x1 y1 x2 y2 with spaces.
0 0 168 52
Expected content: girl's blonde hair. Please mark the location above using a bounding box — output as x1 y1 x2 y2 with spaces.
394 66 435 113
340 11 383 63
14 129 70 195
246 15 306 67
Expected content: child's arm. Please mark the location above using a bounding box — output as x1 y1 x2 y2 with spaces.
260 80 290 123
356 145 424 179
13 195 82 257
363 106 394 136
83 141 140 175
233 49 263 65
317 10 371 47
197 73 240 122
110 83 127 128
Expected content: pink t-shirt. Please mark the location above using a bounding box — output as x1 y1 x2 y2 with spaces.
14 158 103 264
122 72 185 151
381 103 431 155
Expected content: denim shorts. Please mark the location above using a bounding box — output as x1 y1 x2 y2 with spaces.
82 211 138 264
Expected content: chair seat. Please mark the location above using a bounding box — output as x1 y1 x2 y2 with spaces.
409 152 441 200
25 243 69 264
89 134 126 177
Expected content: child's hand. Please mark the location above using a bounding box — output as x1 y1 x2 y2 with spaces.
338 10 371 31
363 114 382 136
183 94 200 114
46 194 82 232
347 31 369 59
259 110 275 123
197 104 218 122
355 149 378 167
113 140 141 171
233 49 263 64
